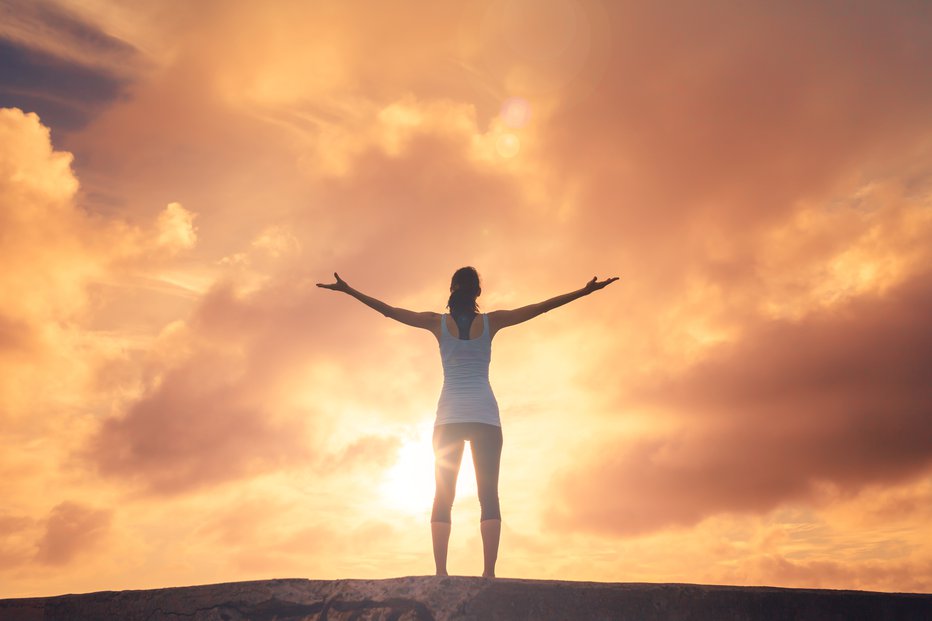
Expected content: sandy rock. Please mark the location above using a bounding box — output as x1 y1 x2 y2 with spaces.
1 576 930 620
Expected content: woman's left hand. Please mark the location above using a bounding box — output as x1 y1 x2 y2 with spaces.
316 272 351 293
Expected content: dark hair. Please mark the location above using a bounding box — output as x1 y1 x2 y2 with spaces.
447 266 481 317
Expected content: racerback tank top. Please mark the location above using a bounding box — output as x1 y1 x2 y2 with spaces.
435 313 501 427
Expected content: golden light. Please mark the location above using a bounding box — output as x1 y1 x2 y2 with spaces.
378 420 481 516
378 421 437 515
495 133 521 158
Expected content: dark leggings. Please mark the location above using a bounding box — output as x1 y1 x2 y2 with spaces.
431 422 503 523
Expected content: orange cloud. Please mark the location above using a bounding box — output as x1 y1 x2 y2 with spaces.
550 268 932 535
35 502 112 566
2 0 932 598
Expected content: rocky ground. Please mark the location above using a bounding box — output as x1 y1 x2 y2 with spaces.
1 575 930 620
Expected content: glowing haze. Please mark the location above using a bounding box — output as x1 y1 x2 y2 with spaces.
1 0 931 597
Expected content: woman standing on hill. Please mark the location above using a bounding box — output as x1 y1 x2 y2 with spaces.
317 267 618 578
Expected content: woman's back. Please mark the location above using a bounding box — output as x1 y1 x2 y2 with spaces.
436 312 500 427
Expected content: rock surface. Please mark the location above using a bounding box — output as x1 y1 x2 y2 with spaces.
1 576 930 620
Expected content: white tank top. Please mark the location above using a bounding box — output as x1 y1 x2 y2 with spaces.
435 313 501 427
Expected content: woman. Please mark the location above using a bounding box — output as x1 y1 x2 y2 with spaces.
317 267 618 577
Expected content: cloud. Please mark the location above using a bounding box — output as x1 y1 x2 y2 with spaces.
0 512 34 570
85 356 313 495
80 272 411 496
0 0 142 74
155 201 197 253
0 107 200 426
549 268 932 536
740 554 932 593
0 107 104 422
0 0 144 131
82 281 315 495
0 108 197 327
321 435 400 474
541 1 932 251
34 501 112 565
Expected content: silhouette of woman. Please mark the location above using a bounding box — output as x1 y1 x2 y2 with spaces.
317 267 618 577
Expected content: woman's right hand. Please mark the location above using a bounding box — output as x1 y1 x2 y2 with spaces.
316 272 351 293
583 276 619 293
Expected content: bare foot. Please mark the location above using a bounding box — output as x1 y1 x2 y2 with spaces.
436 570 449 576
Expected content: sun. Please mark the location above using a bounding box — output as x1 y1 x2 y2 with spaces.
378 420 478 516
378 422 435 515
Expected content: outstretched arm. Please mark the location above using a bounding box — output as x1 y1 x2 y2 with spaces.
489 276 619 333
316 272 437 330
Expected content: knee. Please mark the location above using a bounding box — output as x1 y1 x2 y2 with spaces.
431 487 455 523
431 498 452 523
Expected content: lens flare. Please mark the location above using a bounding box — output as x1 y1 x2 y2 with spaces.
501 97 531 129
496 133 521 158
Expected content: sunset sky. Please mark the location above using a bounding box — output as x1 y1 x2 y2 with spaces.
2 0 931 598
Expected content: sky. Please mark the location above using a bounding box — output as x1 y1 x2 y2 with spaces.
1 0 931 598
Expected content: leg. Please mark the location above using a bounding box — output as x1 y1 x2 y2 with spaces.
431 424 465 576
431 522 451 576
480 519 501 578
470 424 503 577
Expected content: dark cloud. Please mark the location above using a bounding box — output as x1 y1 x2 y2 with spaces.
0 0 140 62
0 0 142 132
549 269 932 536
0 38 130 132
34 501 111 565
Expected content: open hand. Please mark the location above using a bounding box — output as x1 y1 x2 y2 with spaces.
316 272 351 293
584 276 619 293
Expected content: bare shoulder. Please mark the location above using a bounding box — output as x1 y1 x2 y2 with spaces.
487 303 544 338
418 310 443 342
389 308 442 333
486 309 513 340
416 310 443 330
